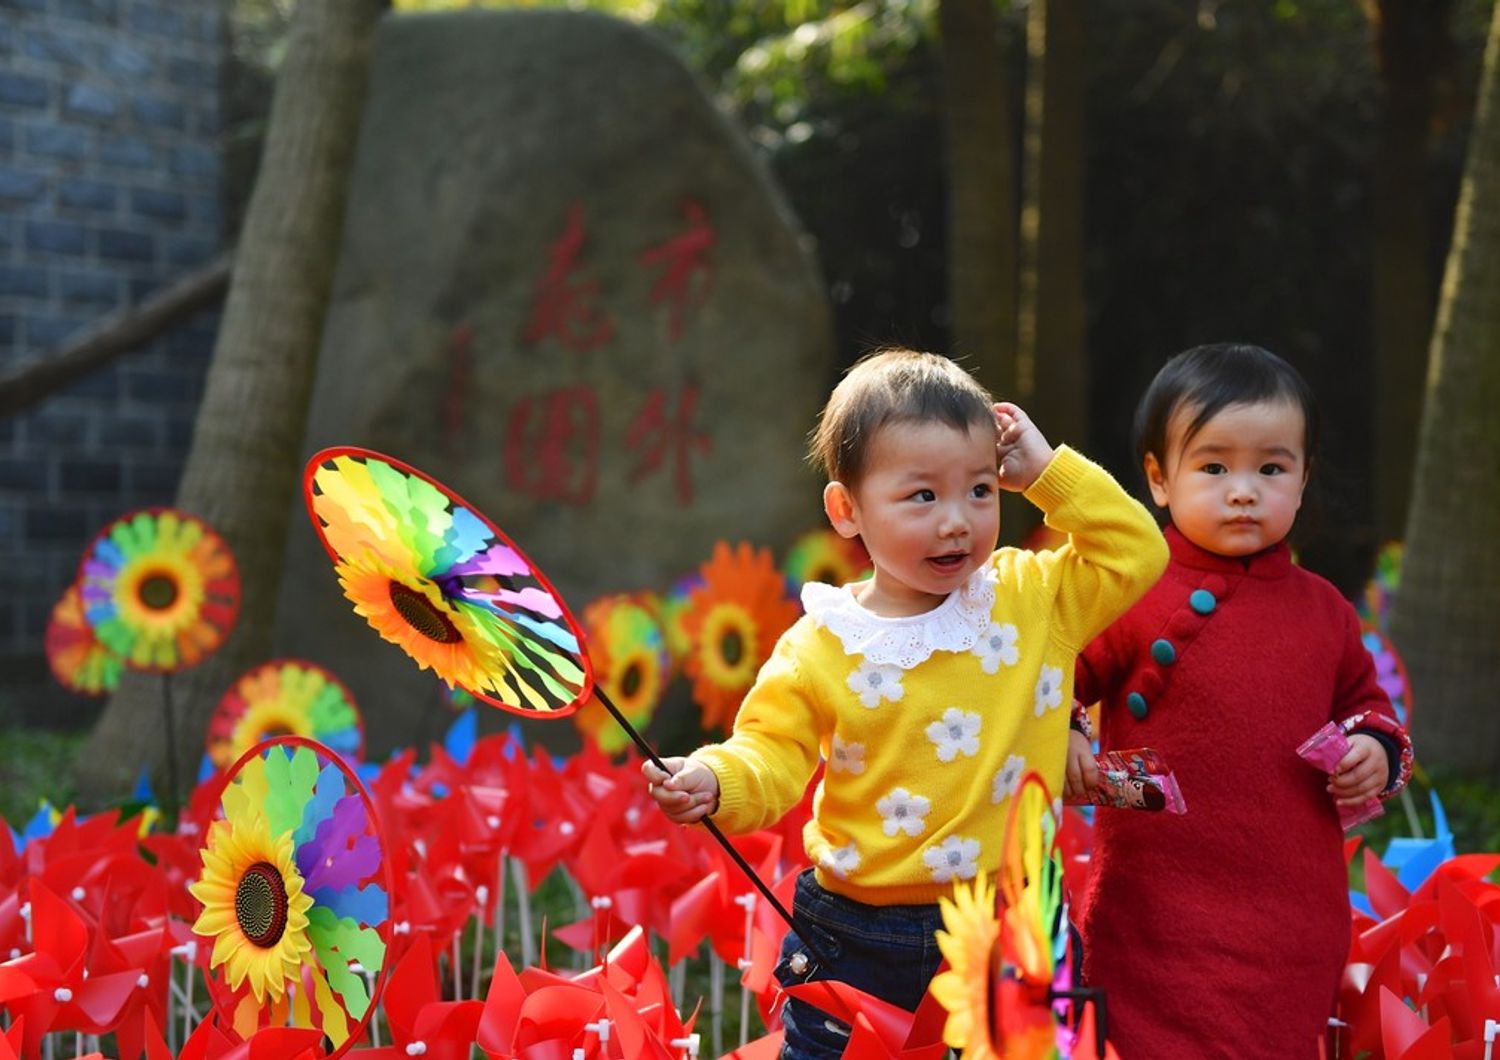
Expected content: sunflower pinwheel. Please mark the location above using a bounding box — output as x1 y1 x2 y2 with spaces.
44 583 123 695
681 541 801 733
658 571 703 669
575 594 672 755
190 736 391 1052
932 772 1108 1059
77 507 240 672
1357 540 1404 633
207 660 364 771
781 527 870 591
303 447 592 717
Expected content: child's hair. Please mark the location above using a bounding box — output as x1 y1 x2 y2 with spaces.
808 348 995 486
1133 343 1320 469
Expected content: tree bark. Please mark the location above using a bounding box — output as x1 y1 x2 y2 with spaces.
1016 0 1085 538
1367 0 1454 540
938 0 1018 400
1390 0 1500 780
78 0 388 806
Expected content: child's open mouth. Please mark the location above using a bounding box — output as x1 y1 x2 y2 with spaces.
928 553 967 571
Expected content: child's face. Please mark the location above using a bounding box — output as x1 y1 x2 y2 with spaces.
1144 398 1308 557
824 419 1000 616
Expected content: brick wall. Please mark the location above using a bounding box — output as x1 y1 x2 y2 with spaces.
0 0 223 723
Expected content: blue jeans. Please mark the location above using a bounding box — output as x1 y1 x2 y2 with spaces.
773 870 945 1060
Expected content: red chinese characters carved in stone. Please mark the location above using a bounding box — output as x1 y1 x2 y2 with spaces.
524 203 616 353
625 384 711 506
504 385 601 506
638 199 715 343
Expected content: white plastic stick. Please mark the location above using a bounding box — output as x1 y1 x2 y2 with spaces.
710 951 724 1059
735 892 757 1047
511 857 534 967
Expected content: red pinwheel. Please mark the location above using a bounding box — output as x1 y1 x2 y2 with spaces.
354 934 482 1060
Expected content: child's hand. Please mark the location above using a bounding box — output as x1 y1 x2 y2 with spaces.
1063 728 1099 802
642 756 720 824
1329 734 1387 805
994 402 1056 492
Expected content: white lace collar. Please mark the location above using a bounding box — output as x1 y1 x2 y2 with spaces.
800 565 998 669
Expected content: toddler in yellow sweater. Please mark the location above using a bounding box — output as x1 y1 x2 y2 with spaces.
643 349 1166 1059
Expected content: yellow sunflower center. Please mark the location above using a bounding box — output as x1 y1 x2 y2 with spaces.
389 580 462 643
137 570 180 611
235 862 290 948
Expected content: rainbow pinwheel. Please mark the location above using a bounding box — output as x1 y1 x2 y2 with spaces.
781 528 870 591
1361 627 1413 727
44 583 123 695
77 507 240 672
932 773 1112 1059
303 447 592 716
574 594 672 755
190 736 391 1053
207 660 364 770
1357 540 1404 633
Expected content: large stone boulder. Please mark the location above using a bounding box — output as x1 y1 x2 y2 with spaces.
273 9 834 752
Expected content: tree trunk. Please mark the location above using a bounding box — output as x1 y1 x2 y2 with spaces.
78 0 388 807
937 0 1018 402
1390 0 1500 780
1016 0 1085 539
1368 0 1454 540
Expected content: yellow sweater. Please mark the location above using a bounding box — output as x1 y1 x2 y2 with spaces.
692 446 1168 904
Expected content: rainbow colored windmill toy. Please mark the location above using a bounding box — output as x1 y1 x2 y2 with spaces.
207 659 364 770
302 447 593 716
45 584 123 695
190 736 392 1053
77 507 240 672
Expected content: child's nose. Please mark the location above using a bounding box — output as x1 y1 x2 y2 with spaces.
938 503 969 536
1227 475 1257 502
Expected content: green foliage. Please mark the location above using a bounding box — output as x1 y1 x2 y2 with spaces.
0 727 86 830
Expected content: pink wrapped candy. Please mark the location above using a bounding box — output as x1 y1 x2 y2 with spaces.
1297 721 1384 830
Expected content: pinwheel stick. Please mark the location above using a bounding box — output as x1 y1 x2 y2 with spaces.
592 685 836 971
160 672 181 824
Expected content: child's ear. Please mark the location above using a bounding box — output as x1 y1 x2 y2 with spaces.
824 481 860 539
1143 453 1170 509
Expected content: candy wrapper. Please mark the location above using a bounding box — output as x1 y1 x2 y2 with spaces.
1297 721 1384 830
1066 746 1186 813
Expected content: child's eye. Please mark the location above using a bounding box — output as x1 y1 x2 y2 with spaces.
1261 463 1286 476
971 483 993 499
911 489 936 503
1201 463 1227 475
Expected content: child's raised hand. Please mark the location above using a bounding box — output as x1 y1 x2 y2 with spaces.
1063 728 1099 802
994 402 1056 492
1329 734 1387 806
642 756 720 824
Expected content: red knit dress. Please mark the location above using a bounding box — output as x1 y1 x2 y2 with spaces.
1074 526 1410 1060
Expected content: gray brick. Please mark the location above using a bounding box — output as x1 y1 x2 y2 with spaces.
25 219 87 255
0 266 48 298
131 187 185 223
132 95 184 131
0 24 14 56
64 84 118 122
57 0 122 21
0 168 46 203
0 459 49 492
0 315 14 344
101 42 151 79
23 28 91 69
168 56 216 90
24 314 88 348
125 368 197 404
169 144 219 179
0 73 49 109
166 235 213 267
58 178 117 212
97 228 154 262
61 459 122 493
58 369 116 402
100 135 156 170
58 270 121 306
26 125 91 162
0 603 14 643
0 117 13 151
25 505 90 543
0 504 15 542
97 417 158 448
128 460 180 496
164 415 195 448
130 3 186 38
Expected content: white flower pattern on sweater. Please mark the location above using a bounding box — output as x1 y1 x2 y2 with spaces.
1033 664 1064 716
802 567 997 670
876 788 931 837
846 660 905 708
926 707 981 762
993 754 1026 804
830 733 866 775
972 621 1020 673
820 842 861 880
923 835 981 883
